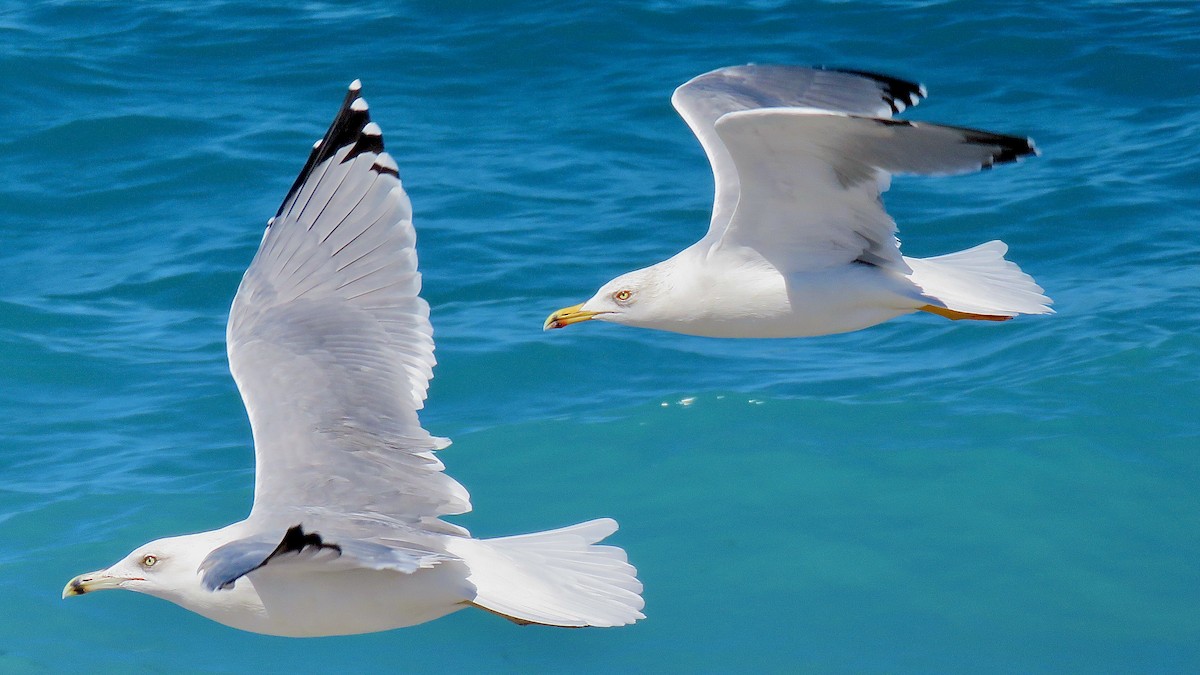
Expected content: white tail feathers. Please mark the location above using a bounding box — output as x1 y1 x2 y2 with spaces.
446 518 644 628
905 240 1053 318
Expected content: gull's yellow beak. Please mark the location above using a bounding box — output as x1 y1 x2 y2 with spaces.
544 303 605 330
62 570 126 599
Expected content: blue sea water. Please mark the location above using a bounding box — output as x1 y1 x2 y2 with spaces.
2 0 1198 671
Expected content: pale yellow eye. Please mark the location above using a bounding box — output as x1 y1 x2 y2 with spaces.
141 555 158 568
614 290 632 302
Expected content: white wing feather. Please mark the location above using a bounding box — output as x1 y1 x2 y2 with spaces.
671 65 925 247
711 107 1036 274
226 84 470 536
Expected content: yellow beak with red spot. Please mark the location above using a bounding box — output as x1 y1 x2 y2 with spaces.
544 303 606 330
62 570 131 598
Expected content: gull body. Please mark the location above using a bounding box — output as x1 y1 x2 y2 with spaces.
546 65 1053 338
68 527 478 637
598 247 922 338
64 81 644 637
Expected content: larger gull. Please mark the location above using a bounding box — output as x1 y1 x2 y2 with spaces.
545 65 1052 338
63 81 644 636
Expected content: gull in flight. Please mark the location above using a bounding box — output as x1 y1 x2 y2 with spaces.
64 81 644 636
545 65 1052 338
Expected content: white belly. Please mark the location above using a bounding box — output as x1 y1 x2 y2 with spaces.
638 262 924 338
184 561 475 637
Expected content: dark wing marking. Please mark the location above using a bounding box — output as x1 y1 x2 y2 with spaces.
199 525 455 592
270 80 395 225
820 67 926 114
200 525 341 591
867 117 1037 170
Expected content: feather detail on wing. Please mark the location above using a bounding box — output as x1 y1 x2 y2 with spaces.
671 65 925 244
710 107 1036 274
226 81 470 536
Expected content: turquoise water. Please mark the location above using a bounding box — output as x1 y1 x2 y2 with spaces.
3 1 1198 671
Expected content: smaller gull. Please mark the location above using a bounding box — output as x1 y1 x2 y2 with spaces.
63 81 644 636
545 65 1052 338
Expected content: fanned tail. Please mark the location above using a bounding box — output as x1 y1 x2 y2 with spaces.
906 241 1053 320
446 518 644 628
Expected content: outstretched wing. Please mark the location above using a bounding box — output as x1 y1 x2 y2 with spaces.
671 65 925 247
711 108 1036 274
226 81 470 536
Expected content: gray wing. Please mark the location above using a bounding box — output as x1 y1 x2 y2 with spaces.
671 65 925 245
710 108 1036 274
227 81 470 536
199 525 453 591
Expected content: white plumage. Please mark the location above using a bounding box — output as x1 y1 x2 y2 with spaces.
63 80 643 636
545 65 1052 337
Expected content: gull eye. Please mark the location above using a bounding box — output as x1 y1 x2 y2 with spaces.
614 289 632 303
141 555 158 568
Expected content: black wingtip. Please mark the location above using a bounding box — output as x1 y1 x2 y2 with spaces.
872 118 1037 169
347 121 385 160
961 129 1038 167
271 80 392 222
821 67 926 114
995 137 1037 164
324 95 373 163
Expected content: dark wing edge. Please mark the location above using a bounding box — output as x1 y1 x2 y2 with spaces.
269 79 397 226
199 525 342 591
872 117 1039 171
818 67 927 114
672 64 927 124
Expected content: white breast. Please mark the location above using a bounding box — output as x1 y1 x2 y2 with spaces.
180 561 474 637
635 249 924 338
